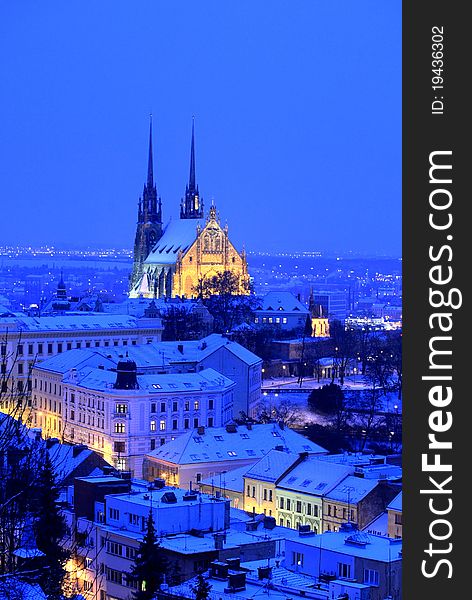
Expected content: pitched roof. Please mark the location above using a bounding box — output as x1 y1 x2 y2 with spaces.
147 423 326 466
145 218 201 265
256 292 309 314
0 312 146 332
244 448 303 483
62 367 235 394
387 491 402 512
277 456 353 496
325 475 379 503
34 334 261 375
289 531 402 562
200 463 250 493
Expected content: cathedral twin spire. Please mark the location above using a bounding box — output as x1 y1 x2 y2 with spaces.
181 116 204 219
138 116 162 226
140 115 203 222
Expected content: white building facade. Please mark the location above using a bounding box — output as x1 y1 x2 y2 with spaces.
32 361 235 478
0 312 163 411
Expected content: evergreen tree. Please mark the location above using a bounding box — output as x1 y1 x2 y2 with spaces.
34 452 69 600
130 511 168 600
190 572 212 600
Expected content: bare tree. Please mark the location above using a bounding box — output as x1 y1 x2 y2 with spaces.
254 397 303 427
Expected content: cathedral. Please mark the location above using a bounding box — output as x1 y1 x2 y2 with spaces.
129 118 250 299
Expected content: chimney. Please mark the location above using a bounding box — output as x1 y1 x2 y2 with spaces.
213 532 226 550
197 425 205 435
177 344 184 354
45 438 59 449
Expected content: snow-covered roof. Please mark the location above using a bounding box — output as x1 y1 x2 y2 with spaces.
325 475 379 503
145 218 201 265
200 463 250 493
256 292 309 314
47 442 106 484
387 491 402 512
315 452 388 467
147 423 326 466
288 531 402 562
0 312 150 332
363 511 388 537
277 456 353 496
244 448 302 483
34 334 261 375
0 578 47 600
100 296 207 317
62 367 235 395
35 348 118 374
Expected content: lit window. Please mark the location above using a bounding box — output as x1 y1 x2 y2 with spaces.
114 422 125 434
159 420 166 431
150 420 156 431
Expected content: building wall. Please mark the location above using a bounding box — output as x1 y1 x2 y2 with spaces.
322 499 357 532
243 477 277 517
323 484 398 532
32 370 234 478
0 321 163 411
145 457 259 489
387 508 402 539
285 538 402 600
199 347 261 418
254 310 308 331
276 489 323 533
173 218 249 299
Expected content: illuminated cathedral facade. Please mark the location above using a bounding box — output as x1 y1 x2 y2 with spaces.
129 118 249 299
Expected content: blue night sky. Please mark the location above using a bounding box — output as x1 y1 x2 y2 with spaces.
0 1 401 255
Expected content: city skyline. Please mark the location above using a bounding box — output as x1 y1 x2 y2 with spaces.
0 1 401 255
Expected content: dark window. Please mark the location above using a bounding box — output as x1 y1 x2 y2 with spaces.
57 343 63 353
17 344 24 355
150 439 156 451
114 441 126 453
48 343 53 354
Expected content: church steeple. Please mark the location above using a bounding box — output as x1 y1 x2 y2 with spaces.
147 116 154 187
129 117 164 295
181 116 204 219
189 116 196 191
